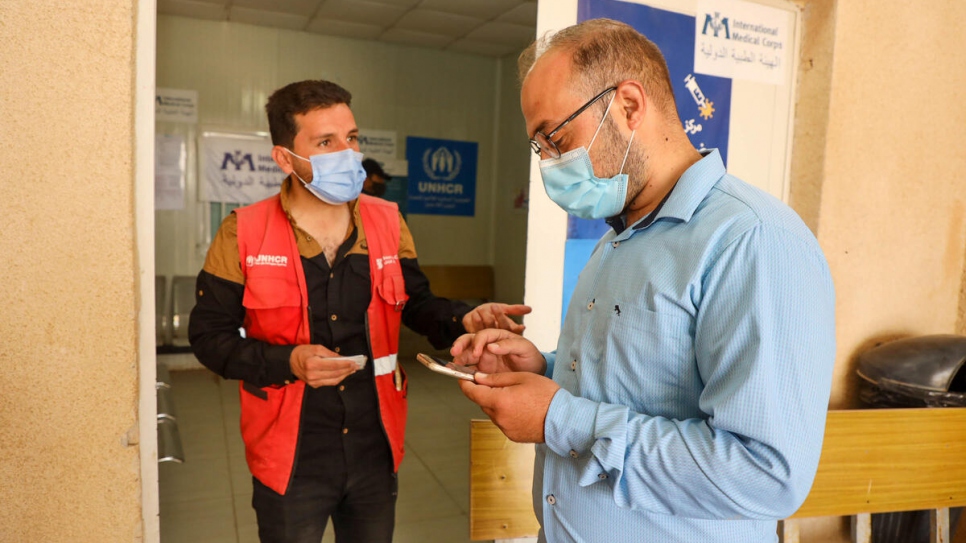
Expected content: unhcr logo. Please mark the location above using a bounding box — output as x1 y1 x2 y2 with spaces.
222 151 255 171
375 255 399 270
701 12 730 39
421 146 462 182
246 254 288 268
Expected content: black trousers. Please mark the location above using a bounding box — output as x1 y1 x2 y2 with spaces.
251 464 398 543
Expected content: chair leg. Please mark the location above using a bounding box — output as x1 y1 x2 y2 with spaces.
931 508 950 543
852 513 871 543
779 519 800 543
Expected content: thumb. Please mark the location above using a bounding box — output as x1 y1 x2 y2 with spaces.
473 371 520 388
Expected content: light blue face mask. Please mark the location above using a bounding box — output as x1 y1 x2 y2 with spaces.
538 94 636 220
286 148 366 205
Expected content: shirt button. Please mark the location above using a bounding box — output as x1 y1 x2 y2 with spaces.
570 360 576 371
598 473 608 480
612 241 620 248
283 380 291 385
339 385 345 391
569 450 578 459
329 272 334 279
587 301 594 310
546 494 556 505
334 347 341 353
331 314 338 321
342 428 349 434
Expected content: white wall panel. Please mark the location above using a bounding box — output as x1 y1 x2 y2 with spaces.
156 15 508 276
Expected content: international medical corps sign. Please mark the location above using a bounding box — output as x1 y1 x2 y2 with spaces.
200 132 286 204
405 136 477 216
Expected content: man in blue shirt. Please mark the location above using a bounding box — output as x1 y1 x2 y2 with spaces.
453 18 836 543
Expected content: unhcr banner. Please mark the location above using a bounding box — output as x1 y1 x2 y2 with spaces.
200 132 285 204
405 136 477 216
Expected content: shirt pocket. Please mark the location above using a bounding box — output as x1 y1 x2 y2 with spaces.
599 301 699 417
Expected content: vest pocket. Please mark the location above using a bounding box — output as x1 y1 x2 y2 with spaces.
376 274 409 311
243 276 303 344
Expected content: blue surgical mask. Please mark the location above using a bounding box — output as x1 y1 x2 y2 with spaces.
538 94 636 220
285 148 366 204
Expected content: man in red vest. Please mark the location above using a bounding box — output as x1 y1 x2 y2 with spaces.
189 79 529 543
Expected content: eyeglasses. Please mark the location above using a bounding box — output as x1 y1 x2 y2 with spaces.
529 86 618 159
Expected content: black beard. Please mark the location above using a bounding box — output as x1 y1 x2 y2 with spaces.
596 118 648 213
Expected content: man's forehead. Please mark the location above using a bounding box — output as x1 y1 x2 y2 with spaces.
293 104 356 135
522 53 583 131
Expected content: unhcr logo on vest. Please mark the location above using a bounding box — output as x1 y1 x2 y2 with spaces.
246 254 289 268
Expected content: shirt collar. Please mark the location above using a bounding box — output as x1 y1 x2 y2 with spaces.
608 148 726 234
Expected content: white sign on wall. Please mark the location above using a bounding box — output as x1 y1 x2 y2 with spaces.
200 133 285 204
155 134 186 210
694 0 789 85
155 88 198 123
358 129 397 161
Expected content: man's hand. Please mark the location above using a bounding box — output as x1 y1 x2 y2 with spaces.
290 344 356 388
459 371 560 443
450 328 546 375
462 303 532 334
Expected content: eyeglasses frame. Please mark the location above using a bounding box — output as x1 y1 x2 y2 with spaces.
529 86 619 158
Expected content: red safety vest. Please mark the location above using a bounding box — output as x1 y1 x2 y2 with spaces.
235 193 409 495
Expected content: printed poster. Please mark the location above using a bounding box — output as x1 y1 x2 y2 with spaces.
405 136 477 217
561 0 734 323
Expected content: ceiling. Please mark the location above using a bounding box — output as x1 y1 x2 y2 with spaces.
157 0 538 57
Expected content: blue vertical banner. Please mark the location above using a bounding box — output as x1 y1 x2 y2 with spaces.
560 0 734 323
405 136 477 216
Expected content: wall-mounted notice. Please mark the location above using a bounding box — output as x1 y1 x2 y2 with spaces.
155 88 198 123
694 0 789 85
155 134 186 210
405 136 477 216
200 133 285 204
359 129 397 161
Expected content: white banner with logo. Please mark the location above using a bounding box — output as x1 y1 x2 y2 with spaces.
695 0 789 85
200 132 285 204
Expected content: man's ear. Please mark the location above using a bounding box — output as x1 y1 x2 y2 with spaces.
271 145 295 174
615 80 647 131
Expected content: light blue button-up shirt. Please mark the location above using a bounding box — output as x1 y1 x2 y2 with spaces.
536 150 836 543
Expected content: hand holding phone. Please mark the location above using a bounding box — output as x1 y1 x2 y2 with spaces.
416 353 476 381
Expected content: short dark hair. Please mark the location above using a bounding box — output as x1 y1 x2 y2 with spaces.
265 80 352 147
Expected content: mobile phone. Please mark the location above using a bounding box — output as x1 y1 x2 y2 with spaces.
324 355 367 370
416 353 476 381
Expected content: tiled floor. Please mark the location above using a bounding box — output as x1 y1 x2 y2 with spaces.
158 330 489 543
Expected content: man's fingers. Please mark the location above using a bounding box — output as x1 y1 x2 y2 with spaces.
502 304 533 316
458 379 492 407
484 337 531 357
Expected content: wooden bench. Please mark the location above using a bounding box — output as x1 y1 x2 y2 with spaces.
469 408 966 542
421 265 494 303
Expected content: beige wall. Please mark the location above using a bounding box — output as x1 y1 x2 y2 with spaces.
813 0 966 408
0 0 146 541
790 0 966 540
